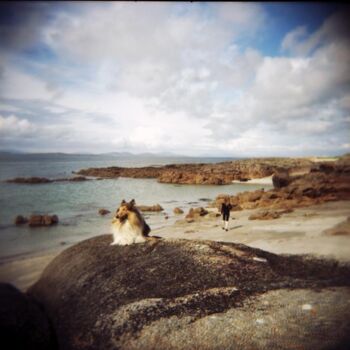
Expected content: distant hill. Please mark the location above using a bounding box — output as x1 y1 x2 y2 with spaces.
0 151 189 161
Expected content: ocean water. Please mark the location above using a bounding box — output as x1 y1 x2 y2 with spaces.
0 155 272 260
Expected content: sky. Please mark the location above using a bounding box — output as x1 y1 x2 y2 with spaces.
0 2 349 157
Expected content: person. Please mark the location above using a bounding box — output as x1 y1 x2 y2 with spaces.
221 198 232 231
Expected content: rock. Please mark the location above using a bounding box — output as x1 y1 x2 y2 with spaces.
28 215 43 227
28 215 59 227
272 171 291 188
215 157 350 211
249 210 281 220
51 215 59 224
68 176 89 182
185 207 209 220
6 176 91 184
28 236 350 350
6 177 53 184
0 283 54 350
14 215 28 225
42 215 54 226
98 209 111 216
137 204 164 212
173 207 184 214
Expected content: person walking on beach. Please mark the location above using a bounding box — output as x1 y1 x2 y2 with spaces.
221 198 232 231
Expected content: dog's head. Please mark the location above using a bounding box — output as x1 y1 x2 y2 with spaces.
114 199 136 223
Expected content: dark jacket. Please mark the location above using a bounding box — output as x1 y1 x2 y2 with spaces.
221 203 232 216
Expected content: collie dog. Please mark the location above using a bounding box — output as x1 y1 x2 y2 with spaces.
111 199 151 245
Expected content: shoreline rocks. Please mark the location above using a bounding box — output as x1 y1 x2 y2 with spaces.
215 158 350 212
76 158 314 185
14 214 59 227
5 176 90 184
28 215 59 227
6 177 53 184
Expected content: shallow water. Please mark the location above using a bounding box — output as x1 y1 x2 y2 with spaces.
0 156 272 260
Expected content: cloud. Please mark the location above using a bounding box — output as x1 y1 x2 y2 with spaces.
281 11 350 56
0 114 36 136
0 3 348 156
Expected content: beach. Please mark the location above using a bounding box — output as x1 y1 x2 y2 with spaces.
2 199 349 292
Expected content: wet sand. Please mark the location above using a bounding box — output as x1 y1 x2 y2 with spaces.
1 200 349 291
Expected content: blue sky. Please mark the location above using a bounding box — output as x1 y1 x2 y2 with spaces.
0 2 349 156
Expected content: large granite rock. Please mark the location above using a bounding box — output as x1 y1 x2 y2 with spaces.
28 236 350 350
0 283 55 350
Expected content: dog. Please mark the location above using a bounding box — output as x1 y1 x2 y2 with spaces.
111 199 151 245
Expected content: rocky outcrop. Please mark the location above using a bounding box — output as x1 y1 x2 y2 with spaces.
6 176 90 184
215 158 350 211
76 158 313 185
0 283 55 350
28 236 350 350
6 177 53 184
137 204 164 212
28 215 59 227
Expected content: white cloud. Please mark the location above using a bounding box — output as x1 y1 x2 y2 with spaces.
0 114 36 136
0 3 349 156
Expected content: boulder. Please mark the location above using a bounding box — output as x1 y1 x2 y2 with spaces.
137 204 164 212
0 283 54 350
98 209 111 216
28 215 59 227
173 207 184 214
28 236 350 350
14 215 28 225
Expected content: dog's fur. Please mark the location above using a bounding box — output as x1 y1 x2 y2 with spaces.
111 199 151 245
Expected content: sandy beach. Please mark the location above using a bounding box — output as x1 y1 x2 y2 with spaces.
1 200 349 292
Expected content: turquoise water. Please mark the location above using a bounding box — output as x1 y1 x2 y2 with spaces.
0 156 272 260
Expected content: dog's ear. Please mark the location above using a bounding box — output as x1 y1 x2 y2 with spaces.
121 199 126 205
129 199 136 207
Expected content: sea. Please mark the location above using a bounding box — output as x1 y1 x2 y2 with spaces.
0 154 272 261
